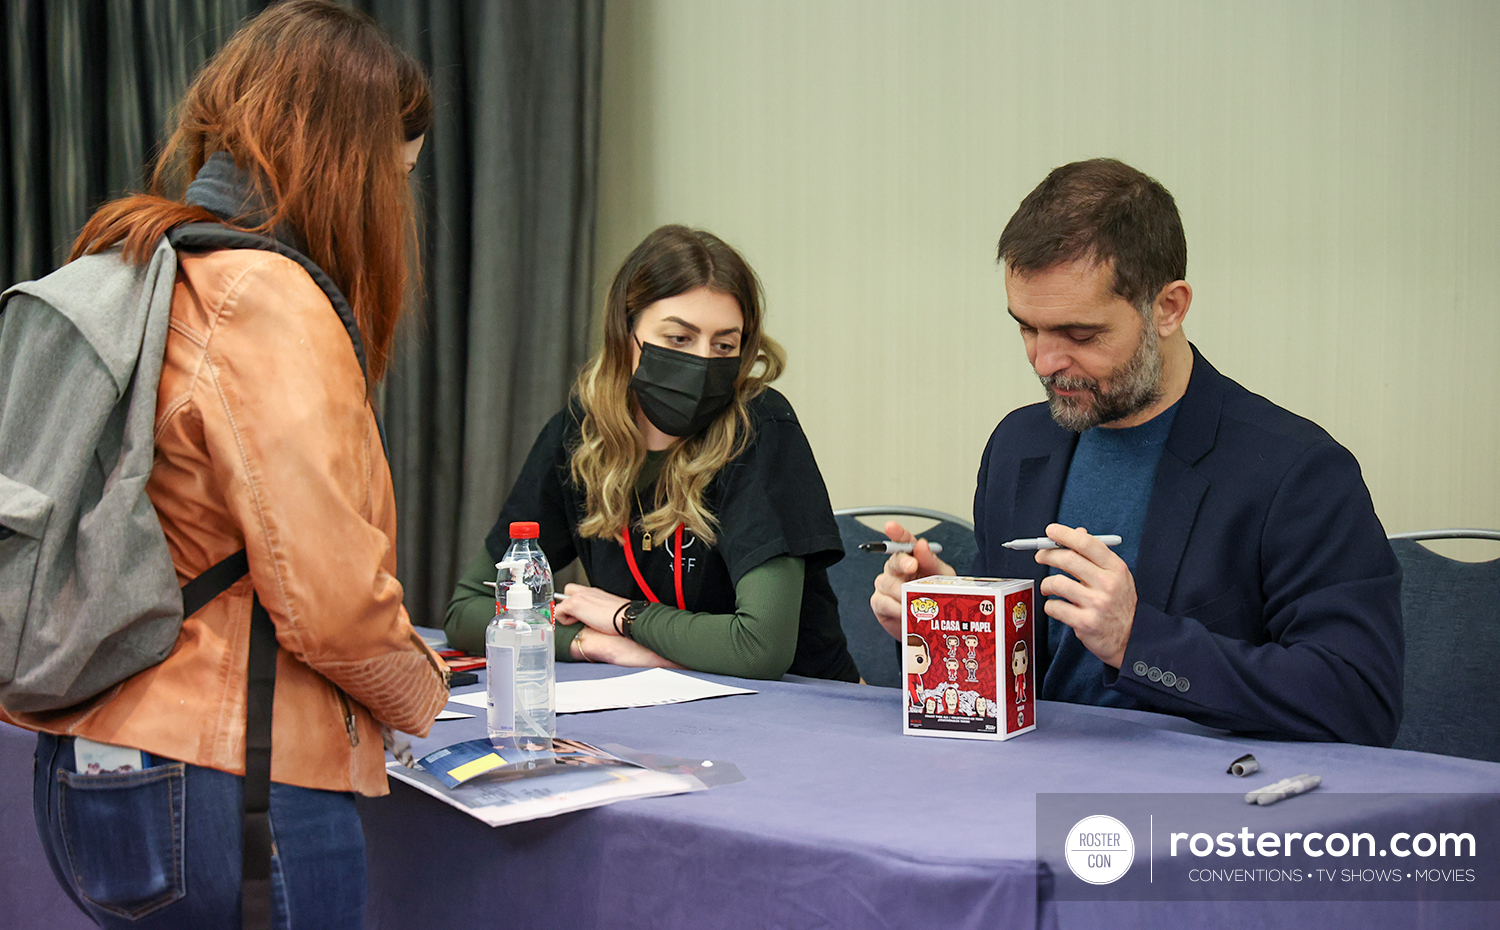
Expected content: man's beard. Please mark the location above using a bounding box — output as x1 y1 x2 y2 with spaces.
1040 317 1163 431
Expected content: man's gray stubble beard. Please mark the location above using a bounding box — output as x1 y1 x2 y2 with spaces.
1042 315 1163 432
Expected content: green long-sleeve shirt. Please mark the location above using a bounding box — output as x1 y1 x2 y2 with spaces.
447 449 813 679
444 547 805 680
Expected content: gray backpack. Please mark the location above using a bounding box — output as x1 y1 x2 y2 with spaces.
0 223 366 713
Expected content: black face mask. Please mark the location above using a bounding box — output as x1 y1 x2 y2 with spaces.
629 340 741 438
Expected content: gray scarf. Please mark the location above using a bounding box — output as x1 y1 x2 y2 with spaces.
183 152 303 251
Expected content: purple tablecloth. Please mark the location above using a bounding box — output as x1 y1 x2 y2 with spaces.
5 665 1499 928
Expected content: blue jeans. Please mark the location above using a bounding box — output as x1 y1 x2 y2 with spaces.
33 733 366 929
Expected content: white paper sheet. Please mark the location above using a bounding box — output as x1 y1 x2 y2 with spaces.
446 668 756 714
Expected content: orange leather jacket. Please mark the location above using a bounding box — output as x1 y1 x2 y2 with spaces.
5 249 449 796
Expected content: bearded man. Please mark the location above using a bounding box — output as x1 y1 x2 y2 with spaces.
871 159 1403 746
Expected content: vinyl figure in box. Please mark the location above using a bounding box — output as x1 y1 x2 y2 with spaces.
1012 640 1029 707
905 634 931 710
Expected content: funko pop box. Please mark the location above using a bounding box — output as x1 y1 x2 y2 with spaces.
901 575 1034 740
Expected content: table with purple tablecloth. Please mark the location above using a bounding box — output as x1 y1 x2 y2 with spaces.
4 664 1498 928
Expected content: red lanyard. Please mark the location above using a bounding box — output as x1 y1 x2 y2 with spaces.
620 524 686 610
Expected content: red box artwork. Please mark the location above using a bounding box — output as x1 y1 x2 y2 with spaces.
901 576 1035 741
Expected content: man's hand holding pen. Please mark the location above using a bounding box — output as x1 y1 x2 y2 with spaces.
1035 523 1136 669
869 521 955 638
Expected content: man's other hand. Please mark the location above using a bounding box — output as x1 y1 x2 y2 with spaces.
1035 523 1136 667
871 521 955 639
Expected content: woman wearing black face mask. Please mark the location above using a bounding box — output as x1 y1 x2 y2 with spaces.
444 225 860 682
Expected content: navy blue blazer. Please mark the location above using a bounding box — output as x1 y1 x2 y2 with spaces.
971 346 1403 745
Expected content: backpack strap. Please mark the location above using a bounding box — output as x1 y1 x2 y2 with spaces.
180 548 249 618
241 594 277 930
166 222 369 383
173 547 273 930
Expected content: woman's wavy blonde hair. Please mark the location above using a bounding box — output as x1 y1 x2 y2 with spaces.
571 225 785 545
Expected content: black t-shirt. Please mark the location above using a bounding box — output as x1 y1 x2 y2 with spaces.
485 388 859 682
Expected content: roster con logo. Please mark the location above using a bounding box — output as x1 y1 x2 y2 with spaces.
1065 815 1136 884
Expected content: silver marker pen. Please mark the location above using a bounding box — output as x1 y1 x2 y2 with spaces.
482 582 567 601
1002 534 1122 550
858 541 945 555
1245 773 1321 805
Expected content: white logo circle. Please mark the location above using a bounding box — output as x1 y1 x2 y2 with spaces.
1065 814 1134 885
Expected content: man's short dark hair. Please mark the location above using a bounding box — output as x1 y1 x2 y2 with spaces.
996 158 1187 312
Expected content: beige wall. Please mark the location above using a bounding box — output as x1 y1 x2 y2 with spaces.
595 0 1500 555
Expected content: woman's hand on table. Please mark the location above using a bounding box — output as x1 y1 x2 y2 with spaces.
570 626 685 669
554 583 632 635
555 584 687 669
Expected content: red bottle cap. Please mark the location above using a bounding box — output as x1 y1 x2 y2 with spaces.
509 521 540 539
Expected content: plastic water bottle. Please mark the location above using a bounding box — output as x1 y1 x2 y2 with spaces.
499 521 553 621
486 562 555 752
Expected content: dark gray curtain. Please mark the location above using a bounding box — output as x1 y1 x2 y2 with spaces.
2 0 604 627
364 1 602 626
2 0 264 280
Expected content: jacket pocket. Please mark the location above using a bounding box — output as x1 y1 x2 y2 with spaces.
57 760 187 919
0 471 52 683
334 685 361 747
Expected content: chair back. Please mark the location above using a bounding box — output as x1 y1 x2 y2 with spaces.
1389 534 1500 762
830 508 978 688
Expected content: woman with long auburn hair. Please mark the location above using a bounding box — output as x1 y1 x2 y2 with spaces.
5 3 448 927
445 225 860 683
